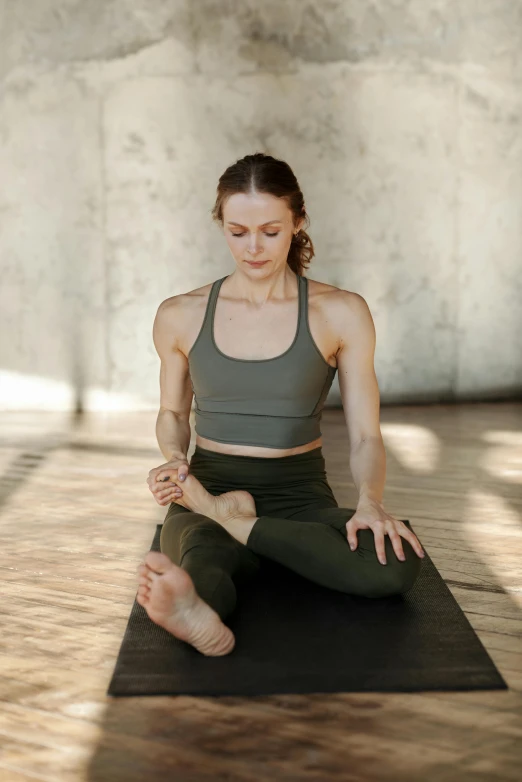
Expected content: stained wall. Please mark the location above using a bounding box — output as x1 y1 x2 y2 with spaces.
1 1 521 410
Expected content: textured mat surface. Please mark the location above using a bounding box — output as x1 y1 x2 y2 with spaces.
107 522 508 696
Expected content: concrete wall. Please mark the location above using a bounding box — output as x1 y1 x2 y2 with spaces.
1 0 521 411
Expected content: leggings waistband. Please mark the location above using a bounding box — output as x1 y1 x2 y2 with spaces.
192 444 324 464
189 444 327 489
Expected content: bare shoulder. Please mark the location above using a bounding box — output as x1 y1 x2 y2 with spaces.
158 280 213 317
154 281 214 354
306 277 375 349
307 277 372 319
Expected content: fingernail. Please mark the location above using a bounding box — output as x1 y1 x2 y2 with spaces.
399 556 405 562
179 475 185 481
380 558 386 565
349 544 355 550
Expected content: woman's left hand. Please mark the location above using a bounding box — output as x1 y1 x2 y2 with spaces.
346 498 425 565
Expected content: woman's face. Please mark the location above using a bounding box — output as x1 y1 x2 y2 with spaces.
222 191 302 276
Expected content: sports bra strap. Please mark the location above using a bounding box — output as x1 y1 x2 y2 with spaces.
200 276 226 337
203 274 308 341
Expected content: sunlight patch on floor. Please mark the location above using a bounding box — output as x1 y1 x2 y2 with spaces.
380 422 440 473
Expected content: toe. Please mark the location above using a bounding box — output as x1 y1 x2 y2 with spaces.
144 551 172 574
136 586 149 604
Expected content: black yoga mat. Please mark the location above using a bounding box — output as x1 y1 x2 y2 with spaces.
107 521 508 696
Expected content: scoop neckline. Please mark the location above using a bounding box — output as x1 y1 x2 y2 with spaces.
210 274 302 363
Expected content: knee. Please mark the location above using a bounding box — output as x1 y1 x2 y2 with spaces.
160 512 220 563
163 510 216 538
362 546 423 599
180 518 229 545
179 522 241 573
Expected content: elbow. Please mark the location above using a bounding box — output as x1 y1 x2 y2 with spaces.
158 407 190 423
350 434 384 449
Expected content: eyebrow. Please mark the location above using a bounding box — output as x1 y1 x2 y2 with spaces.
226 220 283 227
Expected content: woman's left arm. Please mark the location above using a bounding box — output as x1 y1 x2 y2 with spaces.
335 291 425 566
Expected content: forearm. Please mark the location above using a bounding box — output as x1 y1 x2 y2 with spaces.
349 436 387 506
156 408 191 461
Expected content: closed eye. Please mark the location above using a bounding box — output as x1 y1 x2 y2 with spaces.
231 232 279 237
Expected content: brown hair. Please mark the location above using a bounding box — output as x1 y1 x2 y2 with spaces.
211 152 315 276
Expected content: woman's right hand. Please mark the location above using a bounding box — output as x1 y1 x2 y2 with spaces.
146 453 189 506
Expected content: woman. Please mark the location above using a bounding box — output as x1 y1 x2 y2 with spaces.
137 152 425 657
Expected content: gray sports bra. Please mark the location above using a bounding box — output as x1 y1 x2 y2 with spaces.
187 274 337 449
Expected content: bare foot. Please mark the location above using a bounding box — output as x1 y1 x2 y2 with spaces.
172 472 257 524
137 551 235 656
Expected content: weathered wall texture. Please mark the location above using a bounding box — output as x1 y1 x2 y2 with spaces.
1 1 521 410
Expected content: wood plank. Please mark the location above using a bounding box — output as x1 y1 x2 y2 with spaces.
0 405 521 781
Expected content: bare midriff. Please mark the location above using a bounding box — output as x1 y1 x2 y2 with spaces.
195 433 323 458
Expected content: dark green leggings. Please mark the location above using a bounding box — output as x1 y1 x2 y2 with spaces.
160 445 422 620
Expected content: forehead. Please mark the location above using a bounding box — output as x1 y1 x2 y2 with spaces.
223 192 290 224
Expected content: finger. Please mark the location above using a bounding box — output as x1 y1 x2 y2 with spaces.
373 528 387 565
400 528 425 558
158 494 178 506
159 483 183 496
152 481 176 494
151 486 175 497
157 480 178 491
167 487 184 499
387 529 406 561
177 464 189 481
345 520 359 551
156 487 179 500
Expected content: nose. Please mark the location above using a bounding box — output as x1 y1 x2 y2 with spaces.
247 239 263 257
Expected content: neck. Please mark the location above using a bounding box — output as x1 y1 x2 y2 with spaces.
225 267 298 304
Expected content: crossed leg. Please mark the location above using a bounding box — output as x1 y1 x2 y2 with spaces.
160 504 262 618
136 479 261 656
137 473 423 656
249 505 422 598
162 472 422 598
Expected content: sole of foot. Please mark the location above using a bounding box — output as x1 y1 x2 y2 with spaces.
170 472 256 523
137 550 235 657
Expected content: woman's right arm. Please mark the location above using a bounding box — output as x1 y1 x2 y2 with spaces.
156 408 191 464
147 299 194 504
153 297 194 460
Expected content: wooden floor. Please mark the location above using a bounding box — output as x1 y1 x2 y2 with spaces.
1 402 521 781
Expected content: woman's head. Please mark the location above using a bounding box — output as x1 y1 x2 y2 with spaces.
211 152 314 277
